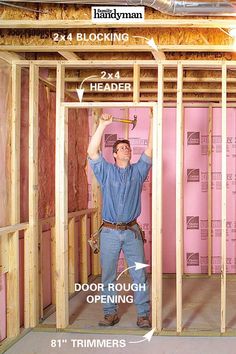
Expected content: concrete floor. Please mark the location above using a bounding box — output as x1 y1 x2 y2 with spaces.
3 276 236 354
43 276 236 333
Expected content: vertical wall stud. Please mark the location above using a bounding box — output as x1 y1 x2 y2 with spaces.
7 63 21 337
27 62 39 328
133 64 140 103
221 62 227 334
55 64 69 328
79 214 88 284
68 217 76 295
176 62 184 333
208 104 213 276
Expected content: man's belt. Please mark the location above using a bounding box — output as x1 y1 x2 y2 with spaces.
102 219 137 231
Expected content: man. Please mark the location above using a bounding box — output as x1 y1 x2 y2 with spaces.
87 112 152 328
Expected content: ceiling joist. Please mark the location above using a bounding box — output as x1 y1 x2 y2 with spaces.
0 19 236 29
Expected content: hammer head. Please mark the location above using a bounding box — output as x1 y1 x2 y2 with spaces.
132 115 137 130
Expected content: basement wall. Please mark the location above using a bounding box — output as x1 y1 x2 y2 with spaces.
0 68 89 341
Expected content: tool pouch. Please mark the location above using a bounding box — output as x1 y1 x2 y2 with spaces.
137 223 147 243
88 223 104 254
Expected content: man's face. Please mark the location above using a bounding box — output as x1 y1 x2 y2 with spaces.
113 143 132 162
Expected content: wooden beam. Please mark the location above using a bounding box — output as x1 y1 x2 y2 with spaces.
156 63 164 332
27 62 39 328
63 102 156 108
176 62 184 334
62 77 236 84
58 51 81 61
50 226 56 305
221 62 227 334
11 59 234 69
68 217 76 295
55 64 69 329
208 105 213 276
7 63 21 337
0 19 236 29
79 215 88 284
133 64 140 103
0 51 23 64
90 108 102 276
0 234 8 274
38 223 44 320
1 45 236 53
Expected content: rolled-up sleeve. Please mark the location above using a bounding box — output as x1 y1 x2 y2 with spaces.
136 152 152 182
88 153 110 186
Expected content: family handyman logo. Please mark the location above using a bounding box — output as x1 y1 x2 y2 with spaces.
92 6 145 23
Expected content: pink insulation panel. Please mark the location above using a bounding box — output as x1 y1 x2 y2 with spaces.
87 106 236 274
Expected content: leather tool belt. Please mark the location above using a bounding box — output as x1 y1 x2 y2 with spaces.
102 219 146 243
102 219 137 231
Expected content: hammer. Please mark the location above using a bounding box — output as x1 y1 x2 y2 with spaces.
112 115 137 130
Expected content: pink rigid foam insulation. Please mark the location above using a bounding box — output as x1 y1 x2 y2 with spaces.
184 107 209 274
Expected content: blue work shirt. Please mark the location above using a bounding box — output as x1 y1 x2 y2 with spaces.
89 153 152 223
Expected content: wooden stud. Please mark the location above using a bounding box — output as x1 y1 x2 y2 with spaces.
156 63 164 332
133 64 140 103
0 234 8 274
55 63 69 329
24 228 30 329
7 64 21 337
38 222 44 320
50 226 56 305
79 215 88 284
27 62 39 328
221 62 227 334
68 217 76 295
91 108 102 275
208 105 213 276
176 62 184 333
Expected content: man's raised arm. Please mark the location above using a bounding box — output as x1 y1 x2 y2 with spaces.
87 113 113 160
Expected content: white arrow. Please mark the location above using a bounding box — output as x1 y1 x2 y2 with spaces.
76 75 98 102
132 36 165 60
116 262 149 281
129 328 156 344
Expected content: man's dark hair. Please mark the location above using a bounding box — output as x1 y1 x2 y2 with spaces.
112 139 131 153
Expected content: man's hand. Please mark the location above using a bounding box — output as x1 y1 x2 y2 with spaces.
99 113 113 126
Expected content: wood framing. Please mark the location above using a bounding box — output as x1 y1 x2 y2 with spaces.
50 226 56 305
79 215 88 284
7 64 21 337
221 62 227 334
55 64 69 328
27 62 39 328
155 63 164 332
208 105 213 276
176 62 184 333
1 45 236 53
68 217 76 295
1 19 236 29
133 64 140 103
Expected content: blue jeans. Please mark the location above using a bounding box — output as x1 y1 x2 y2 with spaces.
100 224 150 317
